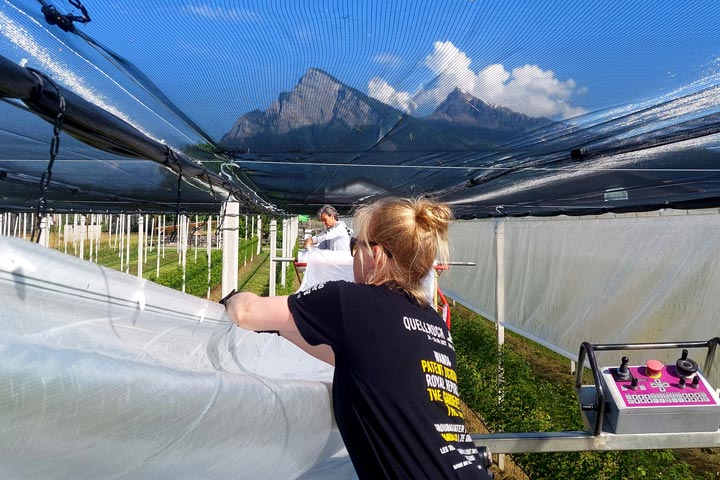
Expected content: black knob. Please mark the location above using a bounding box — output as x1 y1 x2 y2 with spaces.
678 377 686 389
676 349 699 376
692 376 701 389
630 377 639 391
615 356 631 381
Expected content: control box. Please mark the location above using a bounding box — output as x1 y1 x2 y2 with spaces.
599 351 720 434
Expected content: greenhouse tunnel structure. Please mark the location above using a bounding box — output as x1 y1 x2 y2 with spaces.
1 0 720 478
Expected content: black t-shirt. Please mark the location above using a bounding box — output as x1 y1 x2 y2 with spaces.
288 281 492 479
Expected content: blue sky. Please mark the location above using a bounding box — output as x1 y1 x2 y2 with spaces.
2 0 719 140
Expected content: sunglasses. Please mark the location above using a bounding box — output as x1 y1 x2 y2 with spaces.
350 237 393 258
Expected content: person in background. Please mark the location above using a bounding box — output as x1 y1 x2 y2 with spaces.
223 197 493 479
302 204 351 251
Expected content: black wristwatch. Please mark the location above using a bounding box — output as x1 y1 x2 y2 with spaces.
219 289 240 306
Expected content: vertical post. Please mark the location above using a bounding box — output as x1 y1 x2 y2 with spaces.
207 215 212 299
280 218 287 287
143 214 149 264
194 214 199 262
79 215 86 259
244 215 248 267
256 215 262 256
39 216 50 247
119 214 125 272
181 215 187 292
161 215 166 258
495 219 506 374
125 214 131 274
72 214 78 255
149 215 155 253
108 214 113 249
250 215 255 261
95 214 100 263
494 219 506 472
156 216 161 279
88 214 94 262
221 200 239 298
137 214 144 278
269 219 277 297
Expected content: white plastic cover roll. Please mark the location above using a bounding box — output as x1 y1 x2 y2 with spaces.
0 237 347 479
442 210 720 387
298 248 354 292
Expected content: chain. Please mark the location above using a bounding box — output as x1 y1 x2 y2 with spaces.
164 146 183 238
31 72 65 243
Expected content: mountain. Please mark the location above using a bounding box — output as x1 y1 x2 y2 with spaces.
221 68 404 151
221 69 553 153
428 88 553 131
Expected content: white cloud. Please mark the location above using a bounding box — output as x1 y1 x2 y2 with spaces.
368 40 587 119
367 77 416 113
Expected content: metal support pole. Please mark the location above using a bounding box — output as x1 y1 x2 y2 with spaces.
494 219 506 471
269 219 277 296
221 200 239 298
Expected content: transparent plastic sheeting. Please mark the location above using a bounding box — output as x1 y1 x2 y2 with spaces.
0 237 348 479
440 210 720 387
298 248 354 292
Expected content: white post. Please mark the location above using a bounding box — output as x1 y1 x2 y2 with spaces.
23 213 27 240
143 214 149 264
72 214 78 256
95 214 100 263
149 215 155 253
256 215 262 256
250 215 255 261
181 215 187 292
156 216 161 278
495 219 506 364
244 215 248 267
125 214 131 274
194 214 199 262
56 213 65 250
221 200 239 298
269 219 277 297
494 219 506 472
161 215 166 258
88 214 94 262
280 218 287 287
119 214 125 272
38 216 50 247
137 214 144 278
79 215 86 260
207 215 212 299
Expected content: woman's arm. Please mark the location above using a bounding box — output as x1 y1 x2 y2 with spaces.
224 292 335 365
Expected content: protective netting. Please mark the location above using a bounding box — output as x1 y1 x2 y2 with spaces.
1 0 719 215
441 209 720 387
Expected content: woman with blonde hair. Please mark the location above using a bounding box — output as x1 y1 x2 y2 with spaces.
223 197 492 479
